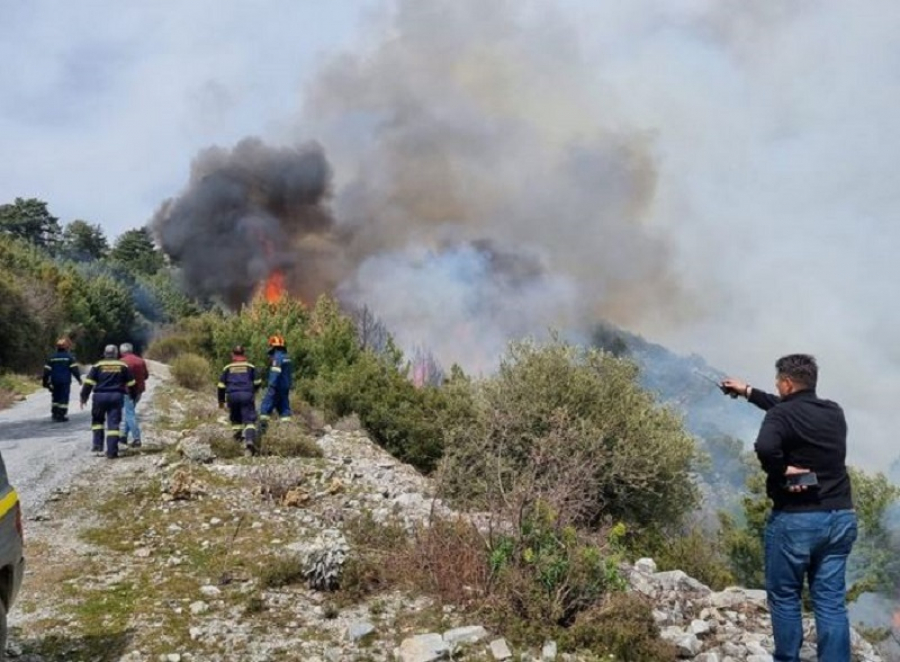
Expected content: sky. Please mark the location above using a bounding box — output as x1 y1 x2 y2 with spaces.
3 0 900 469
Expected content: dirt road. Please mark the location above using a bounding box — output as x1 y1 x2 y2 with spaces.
0 371 159 518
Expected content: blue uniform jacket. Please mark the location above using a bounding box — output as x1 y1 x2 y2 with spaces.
266 349 293 391
218 360 262 405
80 360 136 402
43 350 82 387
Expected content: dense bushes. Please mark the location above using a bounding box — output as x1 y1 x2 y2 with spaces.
150 296 450 472
170 353 213 392
437 339 699 532
0 234 199 371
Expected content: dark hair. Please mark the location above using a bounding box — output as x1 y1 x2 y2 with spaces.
232 345 246 356
775 354 817 390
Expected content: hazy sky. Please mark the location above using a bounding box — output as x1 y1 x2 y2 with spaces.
3 1 900 468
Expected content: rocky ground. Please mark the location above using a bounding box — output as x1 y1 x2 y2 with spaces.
2 366 892 662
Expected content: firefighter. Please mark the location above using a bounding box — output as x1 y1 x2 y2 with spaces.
42 337 82 422
259 334 293 434
217 345 262 453
79 345 137 459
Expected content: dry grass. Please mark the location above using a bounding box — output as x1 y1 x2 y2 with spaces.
0 373 39 411
259 423 322 459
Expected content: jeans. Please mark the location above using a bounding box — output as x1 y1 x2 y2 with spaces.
765 509 857 662
122 394 142 443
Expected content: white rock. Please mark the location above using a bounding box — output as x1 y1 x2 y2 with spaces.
199 585 221 597
541 640 557 660
443 625 488 646
347 621 375 641
690 619 711 636
489 638 513 660
634 557 658 574
189 601 208 615
396 633 449 662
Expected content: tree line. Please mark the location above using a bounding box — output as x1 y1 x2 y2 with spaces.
0 197 200 372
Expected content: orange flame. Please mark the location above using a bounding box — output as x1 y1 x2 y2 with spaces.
264 270 286 303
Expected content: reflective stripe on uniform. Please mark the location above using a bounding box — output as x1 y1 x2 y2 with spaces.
52 403 69 409
231 424 242 431
106 430 121 437
92 425 104 430
84 378 97 385
126 380 136 387
0 489 19 521
217 382 226 388
244 424 256 431
270 367 282 373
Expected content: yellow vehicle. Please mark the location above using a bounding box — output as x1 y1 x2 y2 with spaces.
0 453 24 658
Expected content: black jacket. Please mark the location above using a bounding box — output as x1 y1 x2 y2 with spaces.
750 388 853 512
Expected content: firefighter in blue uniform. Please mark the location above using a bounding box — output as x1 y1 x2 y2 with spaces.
259 334 292 434
218 345 262 453
79 345 137 459
42 337 82 421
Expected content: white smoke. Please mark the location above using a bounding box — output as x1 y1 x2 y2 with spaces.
281 0 900 469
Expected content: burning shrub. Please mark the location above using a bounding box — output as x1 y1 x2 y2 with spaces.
437 338 698 532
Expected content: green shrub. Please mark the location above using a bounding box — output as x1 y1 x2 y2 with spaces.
560 592 677 661
486 502 626 631
170 353 213 391
309 350 446 472
259 423 322 458
145 333 200 363
640 526 734 591
438 338 698 531
717 471 769 590
256 555 305 588
209 434 244 459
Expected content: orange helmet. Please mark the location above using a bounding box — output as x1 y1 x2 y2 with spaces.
267 334 285 348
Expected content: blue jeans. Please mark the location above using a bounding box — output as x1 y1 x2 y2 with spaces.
122 394 142 442
765 509 857 662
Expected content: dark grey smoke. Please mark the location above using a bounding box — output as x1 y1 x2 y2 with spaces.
151 137 337 308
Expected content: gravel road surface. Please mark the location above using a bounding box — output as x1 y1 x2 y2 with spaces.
0 369 159 518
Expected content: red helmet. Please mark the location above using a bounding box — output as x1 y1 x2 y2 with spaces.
267 334 285 348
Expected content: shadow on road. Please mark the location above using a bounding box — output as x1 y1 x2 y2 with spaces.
0 412 92 442
13 629 134 661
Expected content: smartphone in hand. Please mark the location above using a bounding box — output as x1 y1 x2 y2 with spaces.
784 472 819 489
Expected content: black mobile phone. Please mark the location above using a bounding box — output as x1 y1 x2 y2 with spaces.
784 472 819 489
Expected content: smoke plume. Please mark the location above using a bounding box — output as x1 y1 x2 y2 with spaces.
153 0 900 468
152 137 339 308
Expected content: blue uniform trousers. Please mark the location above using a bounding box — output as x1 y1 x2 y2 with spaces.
51 381 71 420
228 392 257 446
91 392 124 458
260 387 292 421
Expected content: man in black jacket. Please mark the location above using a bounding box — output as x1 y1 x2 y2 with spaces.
723 355 856 662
